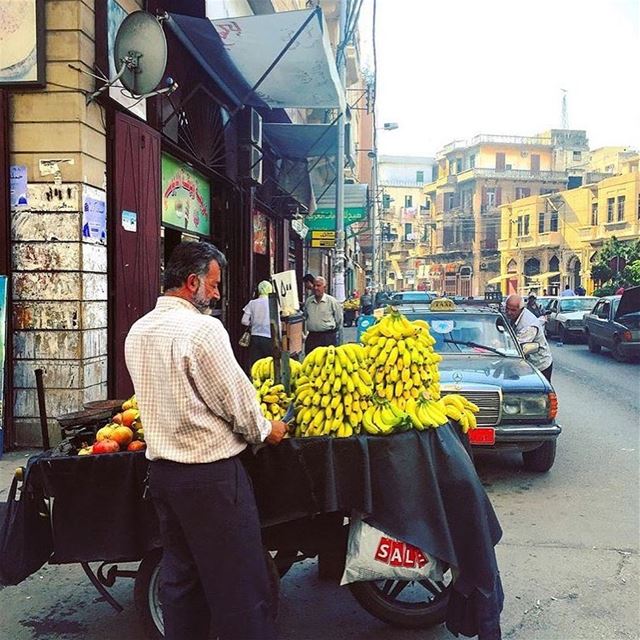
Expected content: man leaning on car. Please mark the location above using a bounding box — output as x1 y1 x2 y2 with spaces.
505 294 554 381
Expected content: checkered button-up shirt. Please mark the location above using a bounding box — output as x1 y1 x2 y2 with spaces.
125 296 271 464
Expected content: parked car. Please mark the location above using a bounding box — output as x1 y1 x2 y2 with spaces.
395 302 561 472
583 287 640 362
544 296 598 341
389 290 438 305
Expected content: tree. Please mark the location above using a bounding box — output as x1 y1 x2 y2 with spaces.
591 237 640 293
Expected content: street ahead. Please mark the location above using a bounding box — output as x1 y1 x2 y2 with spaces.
0 341 638 640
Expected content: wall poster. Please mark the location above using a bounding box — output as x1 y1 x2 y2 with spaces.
253 210 267 255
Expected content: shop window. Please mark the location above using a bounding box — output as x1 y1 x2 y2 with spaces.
538 212 545 234
617 195 626 221
607 197 615 222
550 211 558 232
591 202 598 226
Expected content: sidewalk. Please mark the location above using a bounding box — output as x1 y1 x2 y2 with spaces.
0 449 40 500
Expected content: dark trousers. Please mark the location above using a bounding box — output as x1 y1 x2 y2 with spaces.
540 363 553 381
149 456 276 640
248 335 272 367
305 330 337 355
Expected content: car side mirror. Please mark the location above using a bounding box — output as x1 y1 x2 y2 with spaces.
522 342 540 356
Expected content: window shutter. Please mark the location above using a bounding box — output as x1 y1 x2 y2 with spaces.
495 187 502 206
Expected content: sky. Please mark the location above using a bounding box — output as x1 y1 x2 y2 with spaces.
360 0 640 157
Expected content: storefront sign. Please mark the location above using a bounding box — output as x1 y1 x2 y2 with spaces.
9 166 28 207
305 183 369 231
253 211 267 254
82 186 107 244
161 154 211 236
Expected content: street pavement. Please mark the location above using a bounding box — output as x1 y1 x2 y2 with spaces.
0 335 638 639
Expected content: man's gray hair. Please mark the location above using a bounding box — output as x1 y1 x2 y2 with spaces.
505 293 524 308
164 241 227 290
314 276 326 286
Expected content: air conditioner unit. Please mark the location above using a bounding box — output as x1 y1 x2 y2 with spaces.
239 107 262 147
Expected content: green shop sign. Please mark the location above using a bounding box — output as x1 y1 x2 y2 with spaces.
161 154 211 236
305 183 368 231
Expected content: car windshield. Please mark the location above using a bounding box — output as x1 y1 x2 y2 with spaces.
402 312 521 356
391 292 433 303
558 298 597 313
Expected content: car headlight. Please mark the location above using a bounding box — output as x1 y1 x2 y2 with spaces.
502 394 549 417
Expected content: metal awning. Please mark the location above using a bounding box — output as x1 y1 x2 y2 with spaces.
167 8 344 110
263 124 338 160
275 159 316 214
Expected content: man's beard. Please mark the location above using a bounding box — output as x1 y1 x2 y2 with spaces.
192 279 212 314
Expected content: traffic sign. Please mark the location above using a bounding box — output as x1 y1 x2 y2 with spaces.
310 239 336 248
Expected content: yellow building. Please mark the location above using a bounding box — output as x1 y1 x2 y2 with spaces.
498 156 640 295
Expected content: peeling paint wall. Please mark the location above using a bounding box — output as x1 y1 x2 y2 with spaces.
9 2 109 447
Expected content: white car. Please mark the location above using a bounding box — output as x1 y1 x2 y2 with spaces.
545 296 598 342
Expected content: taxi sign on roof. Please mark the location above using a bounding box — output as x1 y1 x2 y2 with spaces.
429 298 456 312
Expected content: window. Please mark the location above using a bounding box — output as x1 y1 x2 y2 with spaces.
550 211 558 232
423 199 431 211
404 195 413 208
469 154 476 169
538 212 545 233
456 158 462 173
617 195 626 221
448 160 456 175
516 187 531 200
431 165 438 181
523 214 530 236
485 189 496 208
496 152 506 171
607 197 615 222
404 223 413 240
516 216 523 236
416 170 424 183
573 151 582 161
591 202 598 226
445 193 455 210
599 302 610 319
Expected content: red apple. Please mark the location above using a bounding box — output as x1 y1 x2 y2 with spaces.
111 426 133 448
127 440 146 452
92 439 120 454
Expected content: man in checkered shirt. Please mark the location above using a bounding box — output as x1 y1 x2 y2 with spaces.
125 241 286 640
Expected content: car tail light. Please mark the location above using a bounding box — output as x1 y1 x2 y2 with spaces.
548 392 558 420
622 330 633 342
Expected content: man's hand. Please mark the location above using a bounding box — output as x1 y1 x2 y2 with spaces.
265 420 288 445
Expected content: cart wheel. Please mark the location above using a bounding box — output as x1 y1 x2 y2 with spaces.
348 570 452 629
134 548 280 640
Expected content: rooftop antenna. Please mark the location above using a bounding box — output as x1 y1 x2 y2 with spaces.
560 88 569 129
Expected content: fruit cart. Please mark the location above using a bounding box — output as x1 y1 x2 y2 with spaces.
2 423 502 640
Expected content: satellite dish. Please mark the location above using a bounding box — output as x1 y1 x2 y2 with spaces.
114 11 167 96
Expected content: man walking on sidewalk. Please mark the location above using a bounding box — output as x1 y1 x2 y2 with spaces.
303 276 343 354
125 241 287 640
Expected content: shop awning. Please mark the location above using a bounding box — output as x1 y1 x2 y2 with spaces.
528 271 561 281
487 274 516 284
275 158 316 214
167 8 344 110
264 123 338 159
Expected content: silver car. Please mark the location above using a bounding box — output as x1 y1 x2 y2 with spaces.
545 296 598 342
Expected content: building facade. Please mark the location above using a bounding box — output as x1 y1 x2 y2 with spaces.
423 130 611 296
498 156 640 295
377 156 435 291
0 0 362 447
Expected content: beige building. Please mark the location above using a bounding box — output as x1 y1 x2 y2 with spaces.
498 156 640 295
377 156 435 291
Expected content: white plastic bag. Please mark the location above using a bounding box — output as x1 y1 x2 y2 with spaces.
340 515 444 585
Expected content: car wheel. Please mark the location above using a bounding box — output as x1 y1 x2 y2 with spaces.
612 339 628 362
587 333 601 354
522 440 557 472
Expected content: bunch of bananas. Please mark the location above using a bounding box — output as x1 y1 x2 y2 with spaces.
256 379 292 421
251 356 302 386
362 400 412 435
343 298 360 311
440 394 479 433
293 344 373 438
362 310 443 411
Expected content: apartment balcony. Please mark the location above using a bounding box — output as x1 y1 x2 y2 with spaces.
578 226 598 241
456 168 568 184
439 134 552 156
498 231 563 251
536 231 563 246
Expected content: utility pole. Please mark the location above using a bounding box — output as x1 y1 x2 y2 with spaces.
333 0 348 303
